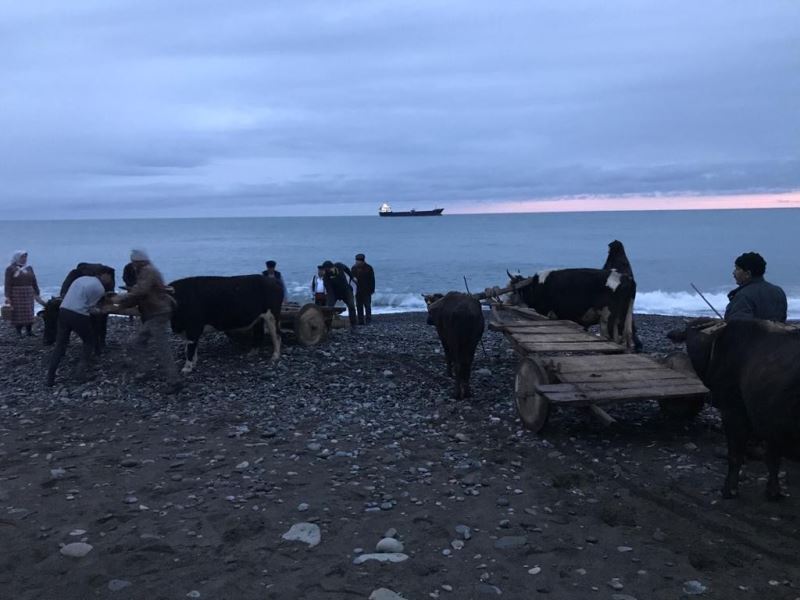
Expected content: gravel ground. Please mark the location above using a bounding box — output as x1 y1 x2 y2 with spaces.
0 312 798 600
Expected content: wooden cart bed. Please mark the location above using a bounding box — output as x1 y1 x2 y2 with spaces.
489 304 709 432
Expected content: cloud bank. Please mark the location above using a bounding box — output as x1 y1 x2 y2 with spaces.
1 0 798 217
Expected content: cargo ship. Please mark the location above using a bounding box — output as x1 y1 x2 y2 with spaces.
378 202 444 217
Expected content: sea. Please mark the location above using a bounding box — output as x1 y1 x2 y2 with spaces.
1 209 798 319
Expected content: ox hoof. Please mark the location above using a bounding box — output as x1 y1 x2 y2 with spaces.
721 487 739 500
181 366 194 375
765 487 784 502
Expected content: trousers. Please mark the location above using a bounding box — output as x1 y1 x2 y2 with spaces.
47 309 94 381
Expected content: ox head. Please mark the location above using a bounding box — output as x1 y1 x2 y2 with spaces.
681 318 725 383
506 270 537 306
423 293 444 325
39 297 62 345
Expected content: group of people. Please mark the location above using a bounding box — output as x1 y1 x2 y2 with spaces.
3 245 789 393
7 249 376 390
265 254 376 328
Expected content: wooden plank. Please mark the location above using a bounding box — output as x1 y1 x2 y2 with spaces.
559 368 695 384
538 380 706 393
541 354 663 373
537 384 709 405
505 320 584 329
513 332 611 343
520 341 625 353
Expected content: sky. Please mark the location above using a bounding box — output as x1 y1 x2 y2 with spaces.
1 0 799 218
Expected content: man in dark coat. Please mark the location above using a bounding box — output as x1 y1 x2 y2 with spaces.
122 262 138 290
725 252 787 322
262 260 286 295
351 253 375 325
321 260 357 328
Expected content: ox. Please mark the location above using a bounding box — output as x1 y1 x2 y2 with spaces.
42 263 116 350
685 319 800 500
169 275 284 374
423 292 485 400
507 268 636 350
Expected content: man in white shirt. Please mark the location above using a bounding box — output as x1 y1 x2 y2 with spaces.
311 265 327 306
46 272 112 386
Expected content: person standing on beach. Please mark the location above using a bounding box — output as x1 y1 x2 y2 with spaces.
351 253 375 325
107 249 183 393
46 272 113 386
602 240 643 352
321 260 357 329
3 251 45 336
724 252 787 322
263 260 286 297
311 265 327 306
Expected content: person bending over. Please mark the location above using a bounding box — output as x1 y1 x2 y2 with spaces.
46 271 113 386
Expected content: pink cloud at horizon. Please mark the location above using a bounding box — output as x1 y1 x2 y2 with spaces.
452 191 800 214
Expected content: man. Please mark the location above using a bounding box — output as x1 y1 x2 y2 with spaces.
109 249 182 393
321 260 357 329
46 271 113 386
724 252 787 322
262 260 286 297
122 261 137 290
311 265 327 306
350 253 375 325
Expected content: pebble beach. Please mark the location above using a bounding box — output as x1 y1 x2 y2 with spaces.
1 312 798 599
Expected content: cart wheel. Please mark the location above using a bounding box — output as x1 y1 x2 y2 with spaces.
514 358 550 433
658 351 706 419
294 304 327 346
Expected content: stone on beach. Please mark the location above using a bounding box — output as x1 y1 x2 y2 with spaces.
376 537 404 553
369 589 408 600
60 542 93 558
353 552 409 565
281 523 321 547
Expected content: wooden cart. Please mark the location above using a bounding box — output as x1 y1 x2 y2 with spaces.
488 303 709 433
279 302 345 346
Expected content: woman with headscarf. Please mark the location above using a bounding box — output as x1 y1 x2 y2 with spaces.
3 251 44 336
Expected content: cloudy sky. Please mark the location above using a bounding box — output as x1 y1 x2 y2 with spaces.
1 0 798 218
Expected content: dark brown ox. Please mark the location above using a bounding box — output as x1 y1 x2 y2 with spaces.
685 318 800 500
507 268 636 350
424 292 485 400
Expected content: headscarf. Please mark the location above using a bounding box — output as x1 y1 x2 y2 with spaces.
130 248 150 262
10 250 32 278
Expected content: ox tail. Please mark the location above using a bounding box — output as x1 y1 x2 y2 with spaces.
622 297 634 352
264 307 281 362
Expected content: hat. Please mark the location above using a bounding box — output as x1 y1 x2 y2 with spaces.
130 248 150 262
265 260 276 268
316 264 324 269
321 260 334 268
355 253 365 261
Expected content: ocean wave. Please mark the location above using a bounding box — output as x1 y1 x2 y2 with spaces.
634 290 800 319
20 285 798 320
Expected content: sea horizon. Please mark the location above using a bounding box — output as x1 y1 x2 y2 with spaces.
2 209 799 319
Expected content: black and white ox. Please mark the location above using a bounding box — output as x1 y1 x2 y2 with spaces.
423 292 485 400
42 262 116 350
684 318 800 500
169 275 284 374
507 268 636 350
